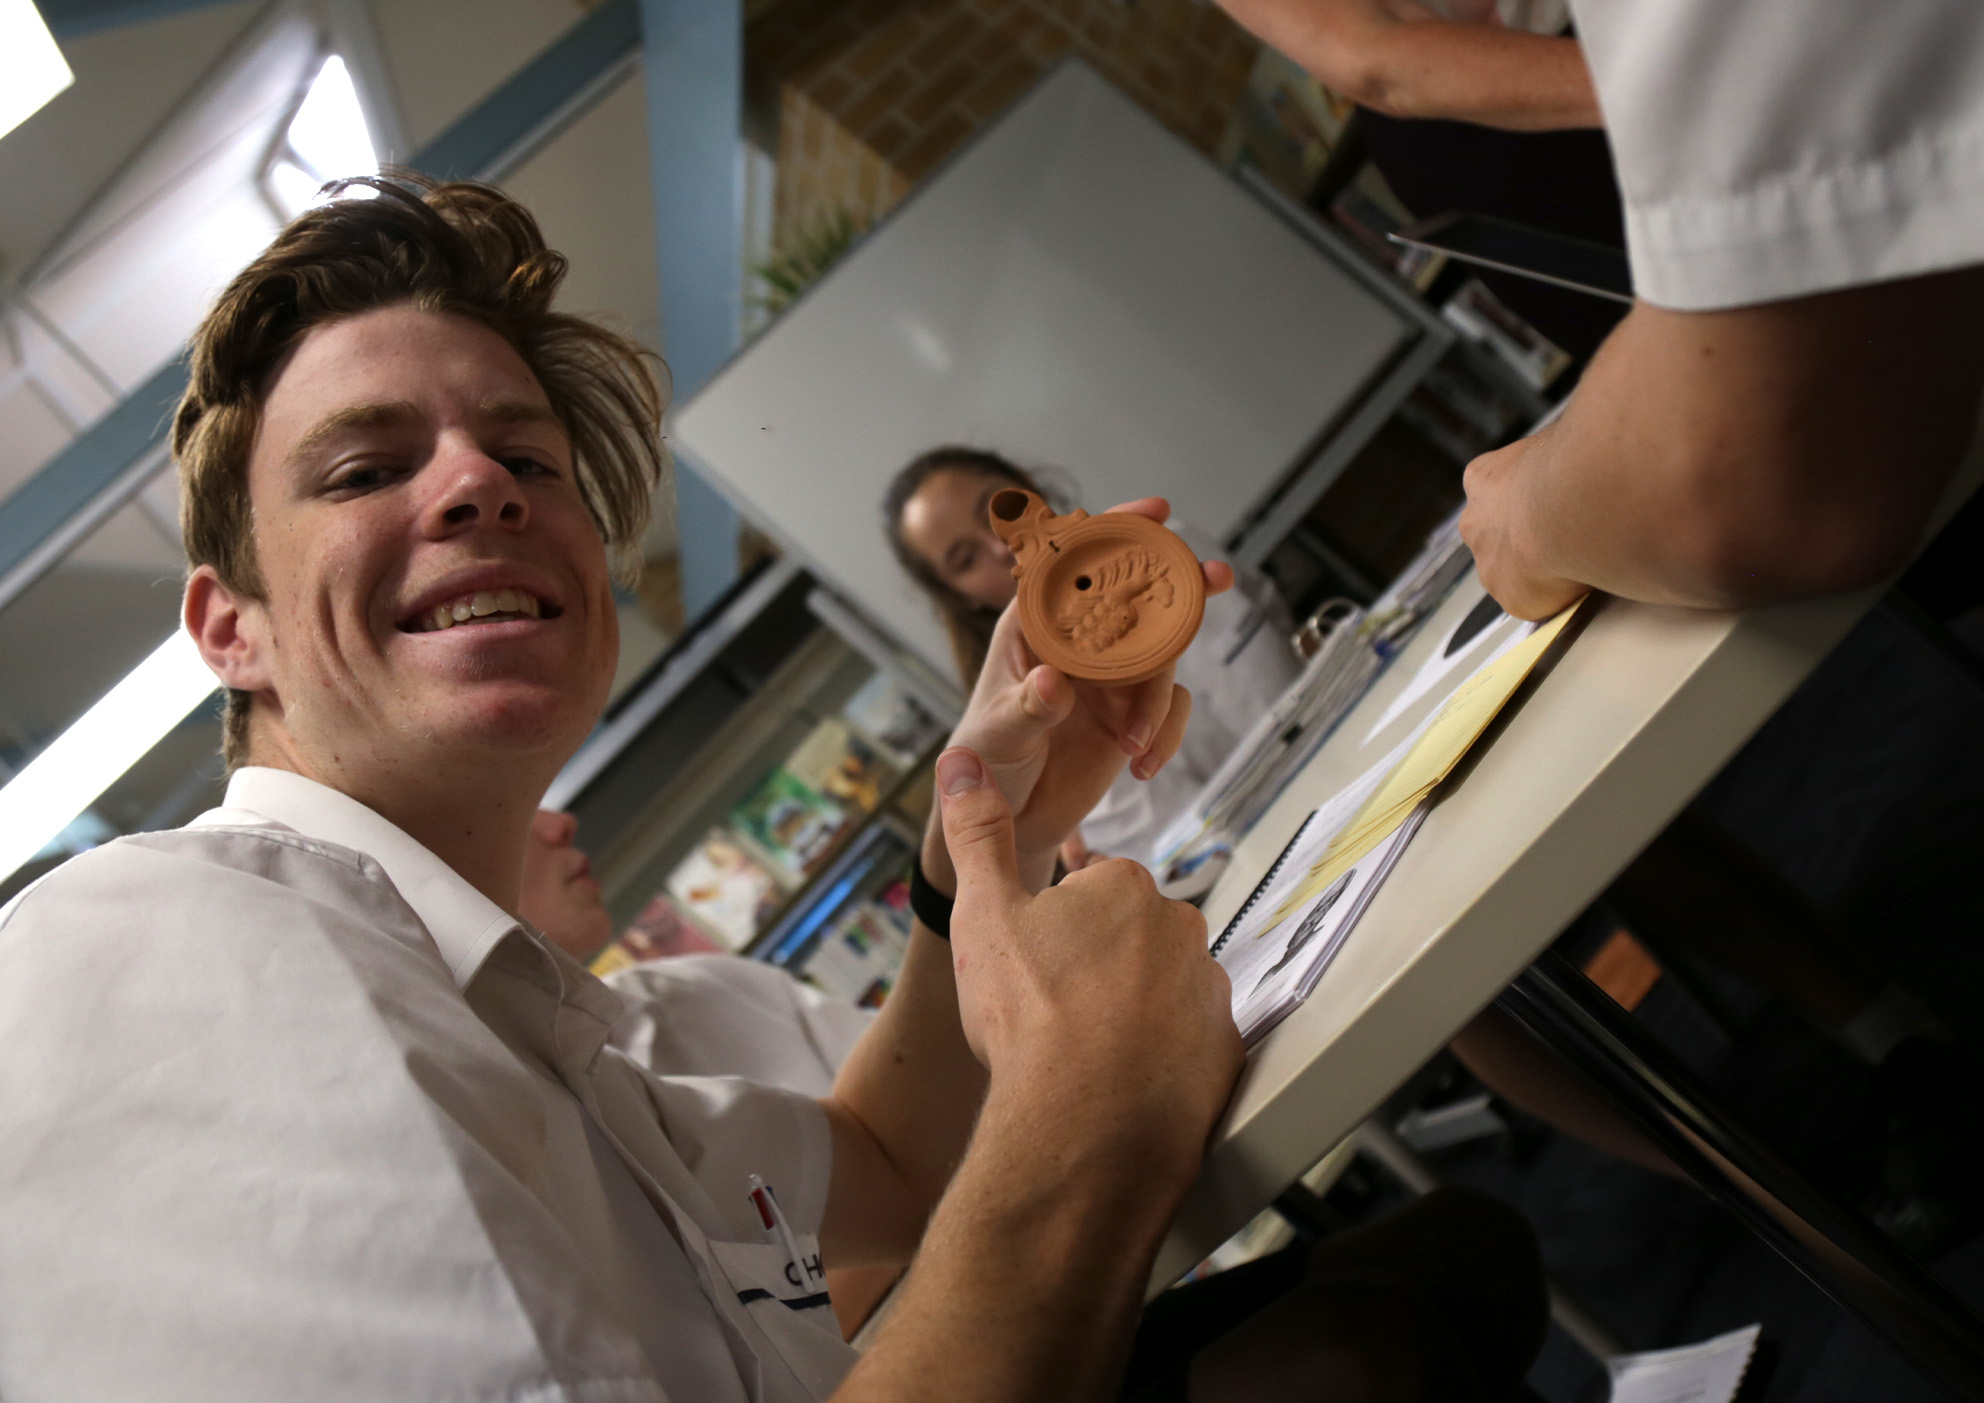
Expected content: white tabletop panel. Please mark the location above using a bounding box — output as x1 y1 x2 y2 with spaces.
1152 572 1883 1287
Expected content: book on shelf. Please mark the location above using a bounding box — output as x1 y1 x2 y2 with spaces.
785 714 896 817
800 903 909 1009
1331 187 1446 292
664 828 783 950
840 672 946 770
868 873 913 937
1220 47 1354 202
731 767 852 883
1441 278 1571 391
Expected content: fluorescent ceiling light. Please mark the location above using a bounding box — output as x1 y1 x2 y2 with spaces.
0 0 74 143
0 631 219 885
291 56 376 183
270 55 378 217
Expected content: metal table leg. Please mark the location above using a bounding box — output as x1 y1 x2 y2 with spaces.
1497 950 1984 1400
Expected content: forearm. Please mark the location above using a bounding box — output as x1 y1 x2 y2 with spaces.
828 743 1244 1396
1217 0 1599 131
826 918 988 1265
822 802 1059 1243
833 1085 1192 1402
1355 24 1600 130
1472 284 1984 612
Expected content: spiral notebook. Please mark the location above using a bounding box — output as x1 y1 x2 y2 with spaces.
1215 806 1427 1044
1208 596 1582 1044
1211 725 1433 1044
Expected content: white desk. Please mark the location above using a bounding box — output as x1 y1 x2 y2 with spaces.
1159 569 1867 1276
1149 564 1984 1394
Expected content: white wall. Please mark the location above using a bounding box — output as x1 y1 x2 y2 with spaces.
675 62 1412 683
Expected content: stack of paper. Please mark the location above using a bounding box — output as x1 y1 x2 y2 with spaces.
1606 1325 1760 1403
1152 515 1481 894
1266 603 1578 925
1151 599 1378 882
1213 599 1582 1043
1216 799 1429 1043
1365 505 1474 630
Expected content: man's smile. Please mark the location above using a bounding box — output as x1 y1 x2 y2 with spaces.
394 567 568 635
404 587 548 632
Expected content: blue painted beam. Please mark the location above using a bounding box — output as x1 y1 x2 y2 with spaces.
39 0 236 40
0 354 182 605
638 0 743 620
0 0 643 611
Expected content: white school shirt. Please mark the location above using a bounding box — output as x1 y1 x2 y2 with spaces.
0 766 857 1403
607 955 873 1097
1570 0 1984 309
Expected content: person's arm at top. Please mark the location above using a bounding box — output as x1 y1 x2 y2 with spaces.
1216 0 1600 131
1459 267 1984 618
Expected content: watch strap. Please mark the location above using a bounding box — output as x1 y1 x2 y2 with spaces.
909 855 955 940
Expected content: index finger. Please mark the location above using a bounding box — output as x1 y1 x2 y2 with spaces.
1112 666 1178 759
1101 495 1173 522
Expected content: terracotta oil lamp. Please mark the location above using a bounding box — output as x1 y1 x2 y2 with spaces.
987 488 1206 684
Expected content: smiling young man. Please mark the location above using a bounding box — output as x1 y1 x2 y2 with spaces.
0 180 1544 1402
0 176 1261 1403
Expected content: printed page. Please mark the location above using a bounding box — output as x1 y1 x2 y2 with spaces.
1363 599 1536 742
1607 1325 1759 1403
1221 808 1425 1043
1267 598 1580 924
1209 597 1583 1044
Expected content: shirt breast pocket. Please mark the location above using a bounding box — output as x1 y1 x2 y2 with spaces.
706 1235 853 1401
708 1236 833 1313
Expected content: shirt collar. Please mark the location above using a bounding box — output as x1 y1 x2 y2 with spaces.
201 767 521 991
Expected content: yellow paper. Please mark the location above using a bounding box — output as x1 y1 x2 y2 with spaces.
1267 600 1581 924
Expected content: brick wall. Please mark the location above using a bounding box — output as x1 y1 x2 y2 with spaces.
751 0 1260 243
774 83 916 243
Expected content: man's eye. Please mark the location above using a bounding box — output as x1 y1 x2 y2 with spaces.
330 464 391 492
502 455 557 478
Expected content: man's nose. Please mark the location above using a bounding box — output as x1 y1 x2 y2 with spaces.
425 440 528 534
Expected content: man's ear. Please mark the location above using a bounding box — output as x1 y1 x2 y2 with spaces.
184 565 273 692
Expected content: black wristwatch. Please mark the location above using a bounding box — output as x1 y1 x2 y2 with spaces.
909 855 955 939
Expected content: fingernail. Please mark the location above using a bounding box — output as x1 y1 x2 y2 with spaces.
1126 720 1154 752
936 748 983 796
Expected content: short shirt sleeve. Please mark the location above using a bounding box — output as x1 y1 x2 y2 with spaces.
606 955 872 1097
630 1065 837 1242
1572 0 1984 309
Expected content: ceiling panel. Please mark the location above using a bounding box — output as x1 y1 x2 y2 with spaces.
0 1 264 287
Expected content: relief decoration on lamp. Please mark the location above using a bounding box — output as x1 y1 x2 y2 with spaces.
988 488 1206 685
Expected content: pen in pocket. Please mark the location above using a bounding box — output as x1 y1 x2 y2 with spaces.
748 1173 818 1293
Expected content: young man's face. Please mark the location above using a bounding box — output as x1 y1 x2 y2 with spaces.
232 304 618 781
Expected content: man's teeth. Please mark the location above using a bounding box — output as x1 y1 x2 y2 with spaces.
421 589 543 631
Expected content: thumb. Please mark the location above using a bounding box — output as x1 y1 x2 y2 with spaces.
936 747 1026 918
